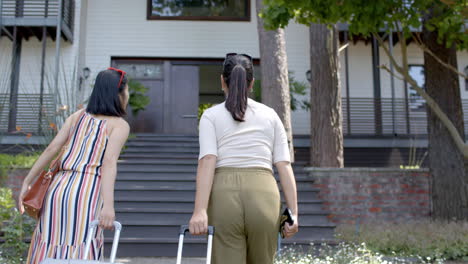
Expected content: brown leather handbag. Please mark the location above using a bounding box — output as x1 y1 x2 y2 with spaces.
22 148 65 219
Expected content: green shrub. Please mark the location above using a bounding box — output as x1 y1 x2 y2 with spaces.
128 78 150 116
0 188 35 264
275 243 443 264
0 153 39 185
336 221 468 261
199 103 214 120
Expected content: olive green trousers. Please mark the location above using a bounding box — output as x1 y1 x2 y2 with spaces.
208 167 281 264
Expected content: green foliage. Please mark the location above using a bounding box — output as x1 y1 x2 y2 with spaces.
128 79 151 116
336 221 468 261
199 103 214 120
0 153 39 186
0 188 16 221
252 72 310 111
0 153 40 169
0 188 35 264
253 80 262 102
261 0 467 50
289 72 311 111
275 243 444 264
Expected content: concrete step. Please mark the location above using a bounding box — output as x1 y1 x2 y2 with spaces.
117 165 309 175
115 200 325 212
114 189 320 200
128 135 197 139
117 171 196 180
120 153 199 159
115 174 311 184
118 159 308 167
126 142 200 148
113 220 335 240
118 159 199 165
115 180 316 191
115 208 331 225
124 148 199 154
115 201 195 211
115 194 324 207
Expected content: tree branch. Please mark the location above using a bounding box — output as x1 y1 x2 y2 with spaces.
373 33 468 159
379 64 406 81
412 33 468 79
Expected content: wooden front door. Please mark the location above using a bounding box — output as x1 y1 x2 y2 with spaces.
114 60 199 134
166 65 199 135
128 79 164 133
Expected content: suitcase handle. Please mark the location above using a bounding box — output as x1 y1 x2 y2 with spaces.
177 225 215 264
179 225 215 236
84 220 122 263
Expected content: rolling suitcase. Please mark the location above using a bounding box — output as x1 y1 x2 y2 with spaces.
176 225 215 264
40 220 123 264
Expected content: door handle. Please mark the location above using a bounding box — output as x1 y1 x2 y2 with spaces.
182 115 198 119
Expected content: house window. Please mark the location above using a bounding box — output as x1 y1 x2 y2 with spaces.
116 63 164 80
408 65 425 110
147 0 250 21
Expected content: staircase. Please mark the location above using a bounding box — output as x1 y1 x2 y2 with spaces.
106 134 336 257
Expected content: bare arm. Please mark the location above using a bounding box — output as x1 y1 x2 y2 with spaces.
189 154 217 235
276 161 299 238
18 113 75 213
99 119 130 230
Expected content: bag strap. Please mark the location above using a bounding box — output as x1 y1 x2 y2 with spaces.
47 110 86 174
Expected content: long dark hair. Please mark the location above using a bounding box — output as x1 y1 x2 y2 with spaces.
86 69 128 117
222 54 254 122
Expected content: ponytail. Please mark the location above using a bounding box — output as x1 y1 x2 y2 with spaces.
225 64 248 122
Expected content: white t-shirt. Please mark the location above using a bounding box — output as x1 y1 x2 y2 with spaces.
198 98 291 169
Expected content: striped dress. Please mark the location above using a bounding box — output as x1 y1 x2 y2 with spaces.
27 111 109 263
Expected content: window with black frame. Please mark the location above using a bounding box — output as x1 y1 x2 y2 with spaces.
147 0 250 21
408 65 425 111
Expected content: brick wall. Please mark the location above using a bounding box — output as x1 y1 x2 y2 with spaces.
308 168 431 224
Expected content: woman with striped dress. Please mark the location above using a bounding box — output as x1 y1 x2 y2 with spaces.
18 68 130 263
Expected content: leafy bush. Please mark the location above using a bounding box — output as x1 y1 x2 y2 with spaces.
0 188 35 264
198 103 214 120
0 153 40 169
0 153 39 185
336 221 468 261
275 243 444 264
128 78 150 116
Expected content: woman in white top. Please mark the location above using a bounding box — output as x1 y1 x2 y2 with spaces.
189 53 299 264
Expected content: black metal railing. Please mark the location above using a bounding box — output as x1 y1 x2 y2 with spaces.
1 95 468 136
1 0 75 33
0 94 55 133
342 97 468 136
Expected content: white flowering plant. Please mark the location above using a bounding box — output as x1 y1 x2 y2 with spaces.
275 243 445 264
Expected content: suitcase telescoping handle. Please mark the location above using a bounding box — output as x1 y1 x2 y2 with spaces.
176 225 215 264
84 220 122 263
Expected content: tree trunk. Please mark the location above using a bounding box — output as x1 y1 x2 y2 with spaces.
255 0 294 162
309 24 344 167
423 7 468 220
